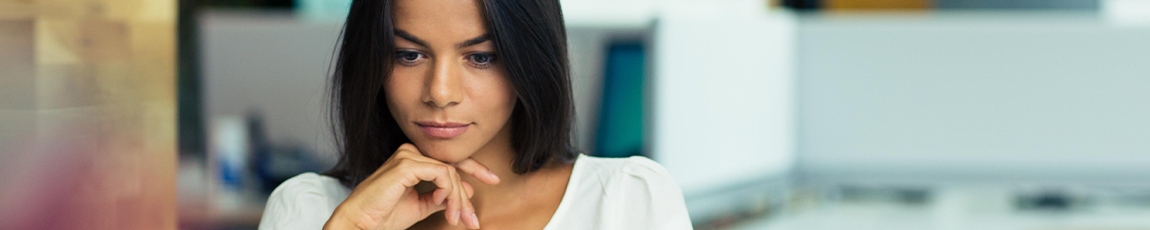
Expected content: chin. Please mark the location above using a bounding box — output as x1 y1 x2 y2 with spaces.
411 140 475 163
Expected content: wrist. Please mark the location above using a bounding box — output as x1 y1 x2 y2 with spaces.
322 213 355 230
325 205 365 230
329 204 393 230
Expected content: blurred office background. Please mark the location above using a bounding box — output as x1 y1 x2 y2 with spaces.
4 0 1150 229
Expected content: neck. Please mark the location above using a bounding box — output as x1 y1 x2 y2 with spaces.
462 122 534 212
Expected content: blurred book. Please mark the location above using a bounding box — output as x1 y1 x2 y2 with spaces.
594 43 647 158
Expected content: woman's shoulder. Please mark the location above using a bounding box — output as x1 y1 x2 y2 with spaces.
571 154 685 203
559 155 693 229
575 154 677 187
258 172 350 230
273 172 348 195
265 172 350 206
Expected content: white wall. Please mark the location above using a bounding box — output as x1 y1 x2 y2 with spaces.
200 11 343 165
796 12 1150 185
652 1 797 196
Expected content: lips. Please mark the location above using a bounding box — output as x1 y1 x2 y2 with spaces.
415 121 471 139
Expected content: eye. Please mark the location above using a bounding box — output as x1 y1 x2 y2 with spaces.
395 50 426 66
466 52 496 69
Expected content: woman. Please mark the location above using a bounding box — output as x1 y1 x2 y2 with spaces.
258 0 692 229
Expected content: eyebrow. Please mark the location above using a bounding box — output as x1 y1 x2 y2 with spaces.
394 29 490 49
455 34 490 49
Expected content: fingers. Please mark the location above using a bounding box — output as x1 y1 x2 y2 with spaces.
420 182 476 228
381 155 469 228
393 144 480 229
439 159 479 229
457 173 480 229
393 148 459 207
394 159 456 206
453 158 501 185
444 163 462 226
462 181 474 199
418 190 447 218
431 184 448 206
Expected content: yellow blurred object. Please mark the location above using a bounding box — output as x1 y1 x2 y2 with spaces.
0 0 176 229
825 0 932 10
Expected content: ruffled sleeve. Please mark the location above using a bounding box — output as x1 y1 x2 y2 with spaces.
258 172 348 230
604 156 694 230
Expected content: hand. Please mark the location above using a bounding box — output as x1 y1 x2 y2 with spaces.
323 143 501 230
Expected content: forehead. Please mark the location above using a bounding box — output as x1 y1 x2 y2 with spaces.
393 0 488 43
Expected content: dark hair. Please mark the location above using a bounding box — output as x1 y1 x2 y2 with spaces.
323 0 576 188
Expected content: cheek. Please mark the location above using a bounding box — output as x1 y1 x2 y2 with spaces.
479 77 516 120
384 71 422 122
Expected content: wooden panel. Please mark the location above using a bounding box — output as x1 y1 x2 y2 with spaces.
0 20 35 108
0 0 176 229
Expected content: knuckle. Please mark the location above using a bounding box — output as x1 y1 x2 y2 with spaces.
394 149 412 157
395 158 414 168
398 143 417 151
432 165 450 178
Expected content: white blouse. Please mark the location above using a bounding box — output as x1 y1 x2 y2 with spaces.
258 154 694 230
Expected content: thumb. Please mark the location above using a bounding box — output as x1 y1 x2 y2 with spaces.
417 191 448 220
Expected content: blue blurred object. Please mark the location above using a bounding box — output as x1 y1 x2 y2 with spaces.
594 43 646 158
295 0 351 22
246 112 325 194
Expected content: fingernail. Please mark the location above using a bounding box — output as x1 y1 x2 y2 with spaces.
449 210 459 225
486 171 499 181
470 213 480 228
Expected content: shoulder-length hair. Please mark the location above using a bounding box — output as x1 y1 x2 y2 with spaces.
323 0 576 188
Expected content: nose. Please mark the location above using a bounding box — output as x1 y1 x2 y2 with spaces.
422 58 464 108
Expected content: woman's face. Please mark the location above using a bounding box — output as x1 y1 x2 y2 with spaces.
386 0 516 163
